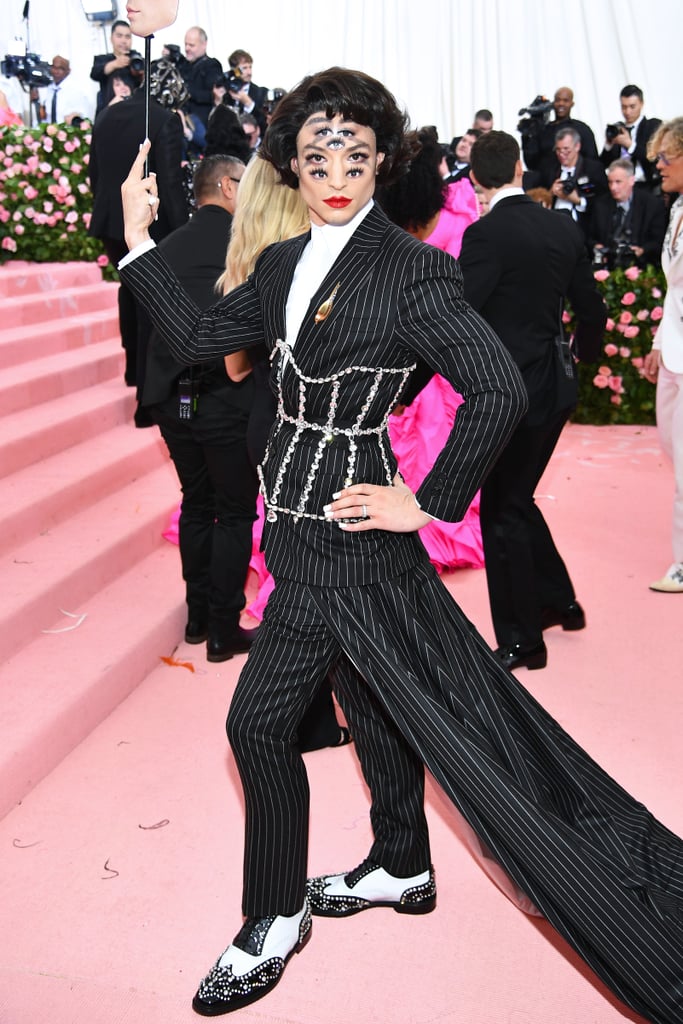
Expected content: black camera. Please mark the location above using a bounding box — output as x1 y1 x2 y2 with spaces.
605 121 626 144
127 50 145 74
517 94 554 137
219 67 243 93
561 175 596 198
162 43 182 66
1 51 52 89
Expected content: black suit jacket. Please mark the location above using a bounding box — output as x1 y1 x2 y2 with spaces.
523 116 599 171
121 202 528 585
179 54 224 126
600 115 662 187
89 91 188 244
459 194 607 423
588 187 668 267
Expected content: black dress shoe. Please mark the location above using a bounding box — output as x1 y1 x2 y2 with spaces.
192 903 312 1016
306 858 436 917
185 619 209 644
494 641 547 671
540 601 586 631
206 626 259 663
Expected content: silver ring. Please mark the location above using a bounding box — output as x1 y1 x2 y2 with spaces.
362 504 368 518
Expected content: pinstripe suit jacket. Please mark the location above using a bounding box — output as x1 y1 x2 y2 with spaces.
121 202 527 586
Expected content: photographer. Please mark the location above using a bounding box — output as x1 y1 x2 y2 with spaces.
588 158 667 269
537 127 607 238
599 84 661 190
520 87 598 173
90 20 138 114
177 25 222 145
222 48 268 135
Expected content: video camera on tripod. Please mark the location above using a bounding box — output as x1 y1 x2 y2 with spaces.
517 95 554 139
1 51 52 90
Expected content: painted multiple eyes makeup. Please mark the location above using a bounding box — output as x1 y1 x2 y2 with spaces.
301 121 373 178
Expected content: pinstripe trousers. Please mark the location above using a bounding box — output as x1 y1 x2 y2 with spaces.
227 561 683 1024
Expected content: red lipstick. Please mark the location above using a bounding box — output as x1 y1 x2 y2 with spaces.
324 197 352 209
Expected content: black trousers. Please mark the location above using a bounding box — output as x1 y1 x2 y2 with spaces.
101 237 152 388
480 408 576 648
149 389 258 634
227 560 683 1024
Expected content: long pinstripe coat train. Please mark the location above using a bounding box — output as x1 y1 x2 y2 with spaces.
121 202 683 1024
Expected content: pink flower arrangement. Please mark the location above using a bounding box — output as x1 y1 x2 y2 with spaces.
0 120 109 270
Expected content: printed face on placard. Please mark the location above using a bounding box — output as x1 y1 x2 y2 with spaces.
126 1 178 38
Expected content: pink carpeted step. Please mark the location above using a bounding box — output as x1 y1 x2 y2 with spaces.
0 308 120 369
0 260 106 299
0 543 185 820
2 281 118 328
1 378 136 478
0 337 125 414
0 460 179 664
0 422 170 557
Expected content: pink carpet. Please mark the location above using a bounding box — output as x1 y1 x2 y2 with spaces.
1 418 680 1024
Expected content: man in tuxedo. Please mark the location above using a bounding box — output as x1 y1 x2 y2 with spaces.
644 117 683 592
600 84 661 190
460 130 607 670
538 126 607 238
88 69 188 390
589 157 668 269
224 48 269 135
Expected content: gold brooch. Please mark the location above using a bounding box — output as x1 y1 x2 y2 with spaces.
314 282 341 323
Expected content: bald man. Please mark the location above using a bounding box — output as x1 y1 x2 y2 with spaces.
522 85 598 176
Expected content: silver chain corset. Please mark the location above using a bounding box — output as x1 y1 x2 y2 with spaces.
258 339 416 523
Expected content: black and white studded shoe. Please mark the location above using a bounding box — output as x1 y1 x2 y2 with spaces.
306 858 436 918
192 902 312 1016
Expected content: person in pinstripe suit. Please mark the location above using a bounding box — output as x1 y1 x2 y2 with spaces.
120 69 683 1024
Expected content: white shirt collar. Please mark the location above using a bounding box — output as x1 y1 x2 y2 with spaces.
309 199 374 262
488 186 525 211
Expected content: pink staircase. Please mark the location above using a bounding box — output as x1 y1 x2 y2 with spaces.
0 261 185 821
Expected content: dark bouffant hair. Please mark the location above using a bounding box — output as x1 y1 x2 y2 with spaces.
376 126 446 232
469 130 520 189
261 66 417 189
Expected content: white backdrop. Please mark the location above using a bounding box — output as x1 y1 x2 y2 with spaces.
1 0 680 144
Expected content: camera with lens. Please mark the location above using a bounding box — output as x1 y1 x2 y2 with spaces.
516 94 554 138
561 174 596 198
262 87 285 117
605 121 627 144
162 43 182 66
1 51 52 89
219 67 243 94
127 50 145 74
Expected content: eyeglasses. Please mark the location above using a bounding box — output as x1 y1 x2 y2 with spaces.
655 152 680 166
555 147 576 155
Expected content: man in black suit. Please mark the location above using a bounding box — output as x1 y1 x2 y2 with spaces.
224 48 269 135
90 19 135 114
599 84 661 191
589 157 668 269
460 130 607 670
140 154 259 660
538 126 607 238
178 25 223 146
88 69 188 390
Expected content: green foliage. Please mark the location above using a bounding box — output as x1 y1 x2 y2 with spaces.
566 264 665 425
0 121 117 280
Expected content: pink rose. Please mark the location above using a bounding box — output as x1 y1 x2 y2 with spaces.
593 373 609 389
43 201 53 213
604 343 618 357
96 253 108 266
24 207 35 219
39 162 52 173
57 130 67 143
624 266 640 281
605 317 615 332
636 308 649 321
594 269 610 281
610 395 622 405
66 224 77 232
82 212 92 228
46 215 57 227
619 346 631 357
599 365 611 376
26 155 39 172
631 356 644 369
0 209 10 223
77 182 89 194
45 124 58 137
14 224 24 235
651 306 663 321
1 236 17 252
621 292 636 305
562 310 571 323
12 210 22 222
23 185 38 201
65 210 79 224
623 326 640 338
71 163 82 175
652 287 662 298
608 375 624 393
619 311 633 325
